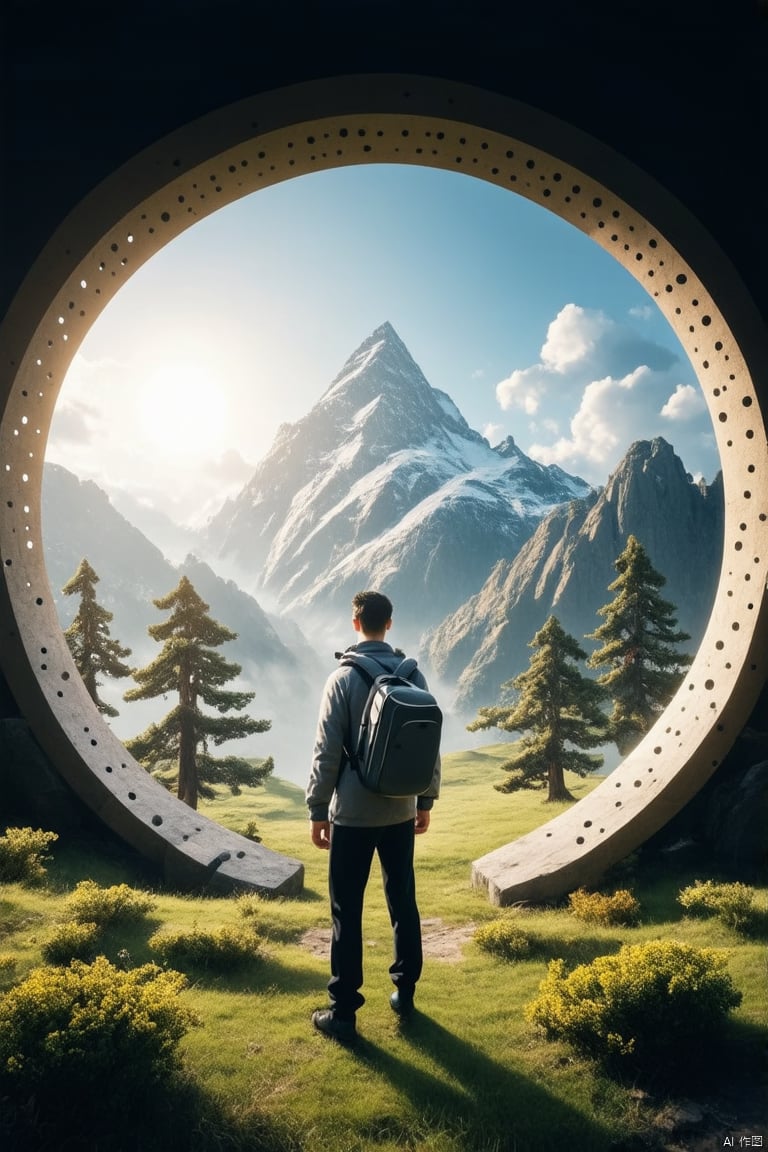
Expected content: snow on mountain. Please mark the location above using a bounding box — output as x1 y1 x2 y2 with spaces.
203 321 591 647
423 437 723 718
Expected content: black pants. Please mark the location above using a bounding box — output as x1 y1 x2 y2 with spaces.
327 819 423 1020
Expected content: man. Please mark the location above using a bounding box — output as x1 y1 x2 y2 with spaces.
306 590 441 1043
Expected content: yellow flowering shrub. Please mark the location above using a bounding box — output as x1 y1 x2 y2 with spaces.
678 879 756 932
567 887 641 927
149 922 263 971
61 879 157 926
0 827 58 884
0 955 15 989
474 917 532 962
0 956 197 1113
525 939 741 1072
41 920 101 965
236 892 264 920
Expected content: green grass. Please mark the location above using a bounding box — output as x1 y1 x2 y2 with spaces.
1 745 767 1152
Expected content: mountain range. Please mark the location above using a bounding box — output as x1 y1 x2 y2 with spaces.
41 323 723 778
201 322 592 647
423 437 723 717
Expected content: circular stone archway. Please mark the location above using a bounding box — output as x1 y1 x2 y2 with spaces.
1 75 766 901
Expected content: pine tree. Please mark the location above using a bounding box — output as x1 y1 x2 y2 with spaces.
586 534 692 755
124 575 272 809
62 558 132 717
468 615 607 802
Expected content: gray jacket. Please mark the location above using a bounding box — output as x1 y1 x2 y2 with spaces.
306 640 441 827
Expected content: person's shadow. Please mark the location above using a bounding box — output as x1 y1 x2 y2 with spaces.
351 1010 613 1150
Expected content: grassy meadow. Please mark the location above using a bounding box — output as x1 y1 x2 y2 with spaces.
1 745 767 1152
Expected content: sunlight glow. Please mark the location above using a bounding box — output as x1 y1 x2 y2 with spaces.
138 360 231 457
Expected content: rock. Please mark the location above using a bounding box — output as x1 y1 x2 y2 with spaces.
645 724 768 876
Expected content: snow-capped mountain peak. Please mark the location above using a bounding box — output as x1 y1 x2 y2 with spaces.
203 323 592 645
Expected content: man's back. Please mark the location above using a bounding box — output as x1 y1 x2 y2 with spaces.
306 640 440 827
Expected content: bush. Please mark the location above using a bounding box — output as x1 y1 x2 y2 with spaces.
525 939 742 1074
568 887 641 927
0 827 58 884
474 916 531 962
237 820 262 843
41 920 101 965
148 923 263 971
62 879 157 926
678 880 756 932
0 957 197 1122
236 893 263 921
0 955 16 989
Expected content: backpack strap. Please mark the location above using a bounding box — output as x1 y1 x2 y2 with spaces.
337 655 374 779
340 651 395 684
393 657 418 682
340 652 419 684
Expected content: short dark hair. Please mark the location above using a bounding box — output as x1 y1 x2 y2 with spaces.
352 590 393 633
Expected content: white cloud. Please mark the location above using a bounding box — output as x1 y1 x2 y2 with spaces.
48 398 102 446
47 352 121 450
496 365 550 415
482 422 505 446
495 302 681 423
541 303 610 372
529 367 650 474
629 304 654 321
495 303 719 485
660 383 706 421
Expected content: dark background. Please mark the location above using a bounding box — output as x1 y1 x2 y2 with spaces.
1 0 766 324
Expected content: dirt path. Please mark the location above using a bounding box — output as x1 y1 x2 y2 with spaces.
299 917 476 962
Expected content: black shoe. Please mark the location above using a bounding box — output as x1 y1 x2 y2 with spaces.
312 1009 357 1043
389 989 415 1017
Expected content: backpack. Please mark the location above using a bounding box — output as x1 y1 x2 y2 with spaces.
338 651 442 797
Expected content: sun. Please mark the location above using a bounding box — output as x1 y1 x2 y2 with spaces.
138 359 231 457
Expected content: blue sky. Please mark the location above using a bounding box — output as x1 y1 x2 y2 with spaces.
49 163 718 526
